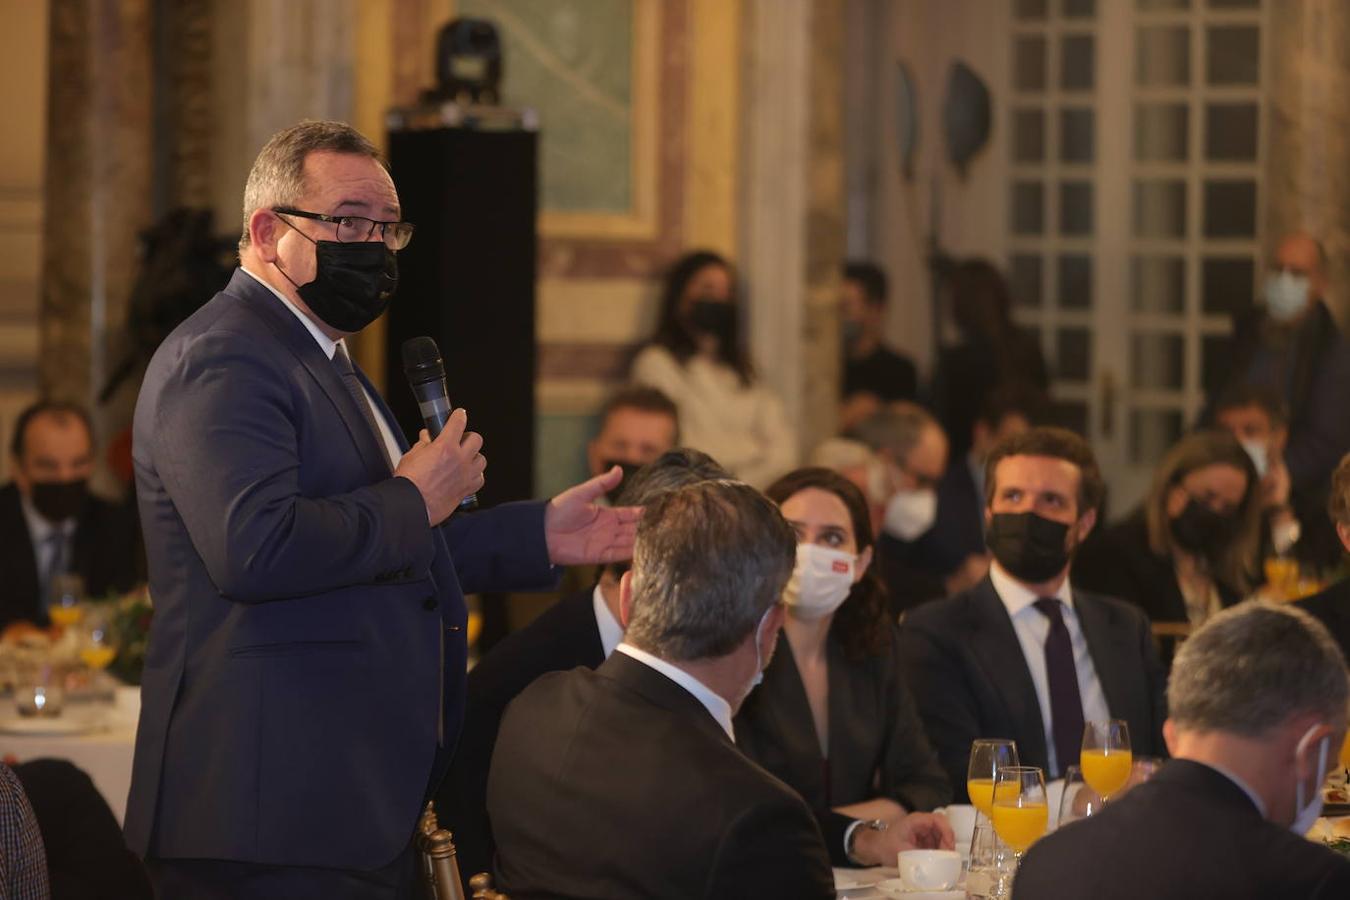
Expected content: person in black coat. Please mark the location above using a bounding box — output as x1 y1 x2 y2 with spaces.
437 448 730 887
1013 603 1350 900
10 759 152 900
736 468 952 867
0 402 144 629
838 261 918 431
488 480 835 899
900 428 1168 793
1295 452 1350 661
1074 431 1261 638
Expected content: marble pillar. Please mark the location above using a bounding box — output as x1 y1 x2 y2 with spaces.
42 0 154 470
1265 0 1350 322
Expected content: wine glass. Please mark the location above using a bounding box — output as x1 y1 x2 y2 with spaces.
78 606 117 672
991 765 1049 866
1055 765 1103 830
48 573 85 628
967 739 1019 821
1081 719 1132 802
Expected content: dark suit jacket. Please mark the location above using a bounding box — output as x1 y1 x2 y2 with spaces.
1297 577 1350 663
899 576 1167 796
843 345 918 403
488 652 835 900
912 458 986 579
438 587 605 883
124 269 556 870
736 626 951 865
877 532 950 615
12 759 152 900
1013 759 1350 900
0 483 144 629
1073 509 1241 624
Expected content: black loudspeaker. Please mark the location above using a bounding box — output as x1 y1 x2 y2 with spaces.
385 124 538 508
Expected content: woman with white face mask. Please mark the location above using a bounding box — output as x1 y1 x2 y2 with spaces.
734 467 954 868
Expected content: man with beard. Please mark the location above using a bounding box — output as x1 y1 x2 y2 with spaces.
900 427 1167 797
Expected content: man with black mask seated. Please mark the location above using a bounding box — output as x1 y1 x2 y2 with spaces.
0 401 143 630
584 386 679 504
900 427 1167 798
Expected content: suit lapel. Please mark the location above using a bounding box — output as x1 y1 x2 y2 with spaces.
758 636 827 800
970 579 1049 768
227 271 392 482
1073 591 1134 725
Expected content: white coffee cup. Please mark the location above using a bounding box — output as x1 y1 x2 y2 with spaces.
938 803 977 845
898 848 963 891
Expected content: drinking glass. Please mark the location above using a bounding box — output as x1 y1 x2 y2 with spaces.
1055 765 1103 829
48 574 85 628
966 819 1014 900
1080 719 1132 801
78 607 116 671
967 739 1019 820
991 765 1049 865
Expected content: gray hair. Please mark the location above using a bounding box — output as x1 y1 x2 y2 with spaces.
614 447 730 508
849 402 938 464
625 480 795 662
1169 601 1349 736
237 120 386 253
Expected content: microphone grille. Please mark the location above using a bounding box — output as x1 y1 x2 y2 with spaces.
401 336 442 370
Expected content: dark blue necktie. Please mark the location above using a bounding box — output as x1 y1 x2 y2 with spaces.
1034 597 1085 777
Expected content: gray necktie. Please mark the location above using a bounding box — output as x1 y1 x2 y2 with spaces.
333 343 393 472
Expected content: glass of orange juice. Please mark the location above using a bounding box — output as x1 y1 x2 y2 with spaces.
78 607 117 671
48 574 86 628
1081 720 1133 802
1339 731 1350 773
991 765 1048 864
967 739 1019 820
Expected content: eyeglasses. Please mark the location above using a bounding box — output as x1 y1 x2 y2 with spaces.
272 207 415 250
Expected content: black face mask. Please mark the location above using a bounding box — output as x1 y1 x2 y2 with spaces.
30 479 88 524
1170 499 1235 558
687 299 736 343
280 238 398 333
601 460 644 505
986 511 1073 583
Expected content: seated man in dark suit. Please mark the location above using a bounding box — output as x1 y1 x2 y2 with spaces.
437 448 729 884
1014 602 1350 900
900 427 1168 795
912 385 1044 595
0 401 143 629
1297 452 1350 661
488 480 835 900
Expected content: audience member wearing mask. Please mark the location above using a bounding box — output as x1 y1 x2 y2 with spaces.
850 404 950 614
1205 231 1350 570
736 468 953 868
911 385 1044 595
436 449 728 888
1074 431 1261 633
929 259 1049 461
630 251 795 488
1013 602 1350 900
488 480 835 899
900 427 1167 795
1211 385 1305 561
838 261 918 432
585 386 680 503
0 401 144 631
1296 452 1350 661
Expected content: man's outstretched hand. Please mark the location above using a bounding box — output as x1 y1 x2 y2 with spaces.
545 466 642 565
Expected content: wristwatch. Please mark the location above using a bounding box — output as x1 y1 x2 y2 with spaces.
844 817 889 865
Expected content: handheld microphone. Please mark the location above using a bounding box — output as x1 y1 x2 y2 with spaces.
402 336 478 510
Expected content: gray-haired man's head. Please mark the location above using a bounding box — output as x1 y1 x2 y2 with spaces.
1169 601 1348 737
622 479 795 663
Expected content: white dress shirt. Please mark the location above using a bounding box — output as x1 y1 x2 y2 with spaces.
614 642 735 740
988 562 1111 776
592 585 624 659
241 268 404 467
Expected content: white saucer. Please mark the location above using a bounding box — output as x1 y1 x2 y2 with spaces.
874 878 964 899
0 711 107 736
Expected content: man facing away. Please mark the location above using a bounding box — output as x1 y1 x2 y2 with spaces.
1014 601 1350 900
126 120 636 898
488 480 836 900
901 427 1167 795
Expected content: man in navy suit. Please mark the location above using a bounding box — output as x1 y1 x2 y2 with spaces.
901 427 1167 795
125 120 637 898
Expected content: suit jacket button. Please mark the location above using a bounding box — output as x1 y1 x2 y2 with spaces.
422 595 439 611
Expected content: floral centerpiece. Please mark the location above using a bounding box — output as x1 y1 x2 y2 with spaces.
104 586 153 685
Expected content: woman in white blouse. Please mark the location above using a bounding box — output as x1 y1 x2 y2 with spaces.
630 251 796 488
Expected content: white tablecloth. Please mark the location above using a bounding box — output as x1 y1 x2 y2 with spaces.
0 685 139 823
